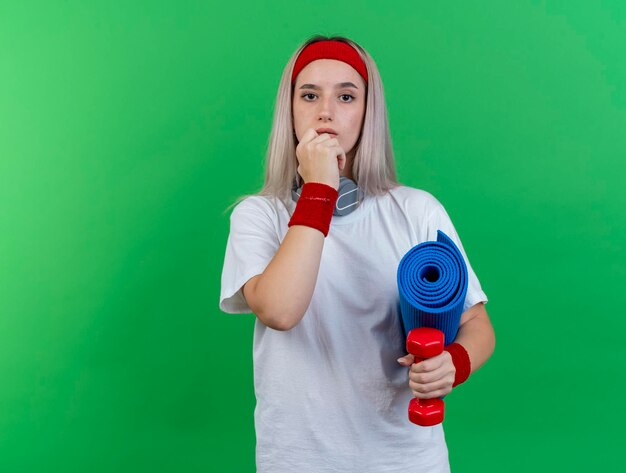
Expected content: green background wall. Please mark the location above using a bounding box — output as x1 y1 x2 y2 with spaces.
1 1 624 471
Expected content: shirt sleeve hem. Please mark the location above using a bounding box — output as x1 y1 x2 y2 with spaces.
219 266 268 314
464 290 489 312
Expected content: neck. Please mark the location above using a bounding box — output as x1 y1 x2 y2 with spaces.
341 149 355 180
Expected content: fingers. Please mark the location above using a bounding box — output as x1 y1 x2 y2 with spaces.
312 135 339 148
328 146 345 160
397 355 437 371
397 354 428 370
337 150 346 171
405 353 456 399
396 354 415 366
409 366 455 399
301 128 318 144
410 352 447 373
302 128 334 145
296 128 346 186
409 364 450 385
304 127 339 147
314 133 334 144
304 133 343 159
409 381 452 399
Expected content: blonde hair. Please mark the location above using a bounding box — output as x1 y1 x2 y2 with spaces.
224 34 400 214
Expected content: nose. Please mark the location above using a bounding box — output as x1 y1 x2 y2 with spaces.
317 95 334 121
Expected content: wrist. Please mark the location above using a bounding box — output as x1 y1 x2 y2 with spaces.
304 178 338 190
444 342 471 387
288 182 339 237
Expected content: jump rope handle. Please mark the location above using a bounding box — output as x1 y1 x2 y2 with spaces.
406 327 446 426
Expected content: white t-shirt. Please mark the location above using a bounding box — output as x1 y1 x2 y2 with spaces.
219 184 488 473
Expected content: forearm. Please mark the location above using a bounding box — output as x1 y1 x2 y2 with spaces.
254 224 325 330
453 307 496 374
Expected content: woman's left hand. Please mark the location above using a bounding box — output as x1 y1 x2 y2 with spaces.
397 351 456 399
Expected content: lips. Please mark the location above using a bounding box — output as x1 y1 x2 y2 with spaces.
316 128 338 135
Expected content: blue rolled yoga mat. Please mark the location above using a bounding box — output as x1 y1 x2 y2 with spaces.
397 230 468 345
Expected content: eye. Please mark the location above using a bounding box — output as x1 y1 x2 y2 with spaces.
300 93 356 103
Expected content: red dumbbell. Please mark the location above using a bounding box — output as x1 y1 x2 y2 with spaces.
406 327 445 426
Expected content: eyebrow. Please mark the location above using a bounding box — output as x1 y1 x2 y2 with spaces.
299 82 359 90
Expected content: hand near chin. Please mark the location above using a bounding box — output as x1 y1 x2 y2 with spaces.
295 128 346 189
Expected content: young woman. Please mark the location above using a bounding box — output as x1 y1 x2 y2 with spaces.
220 35 495 473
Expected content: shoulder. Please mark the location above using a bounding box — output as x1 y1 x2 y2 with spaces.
227 195 289 241
231 195 269 213
230 194 285 220
386 184 445 216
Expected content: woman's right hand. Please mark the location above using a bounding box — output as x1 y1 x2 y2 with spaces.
295 128 346 190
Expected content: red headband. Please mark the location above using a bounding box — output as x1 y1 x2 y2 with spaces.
291 40 368 85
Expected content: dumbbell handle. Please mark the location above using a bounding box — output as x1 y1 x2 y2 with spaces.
406 327 445 426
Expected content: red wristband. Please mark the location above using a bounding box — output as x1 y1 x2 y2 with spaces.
444 342 471 387
288 182 339 237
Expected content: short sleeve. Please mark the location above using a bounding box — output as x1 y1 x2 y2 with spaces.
426 201 488 312
219 197 281 314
